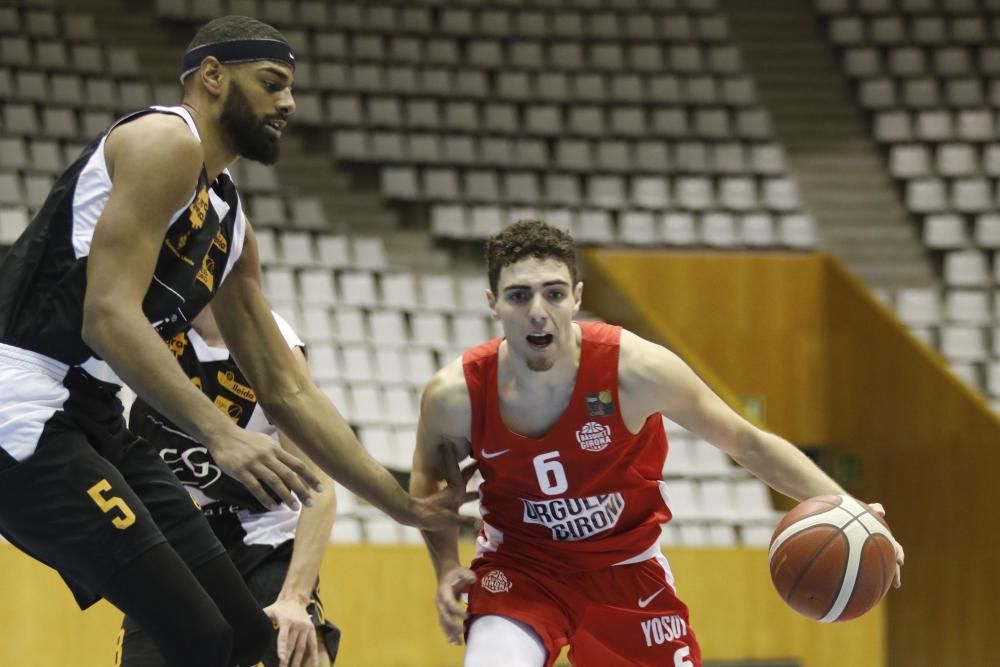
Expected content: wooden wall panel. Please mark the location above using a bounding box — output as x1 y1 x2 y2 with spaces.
583 251 832 443
0 543 882 667
822 260 1000 667
584 249 1000 667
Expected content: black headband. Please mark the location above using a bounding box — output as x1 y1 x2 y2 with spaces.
180 38 295 82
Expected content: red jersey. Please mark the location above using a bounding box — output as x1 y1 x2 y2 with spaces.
463 321 671 573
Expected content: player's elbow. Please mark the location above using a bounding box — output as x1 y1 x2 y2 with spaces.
313 467 336 504
326 481 338 511
308 476 338 522
81 299 128 355
725 426 768 467
256 375 314 423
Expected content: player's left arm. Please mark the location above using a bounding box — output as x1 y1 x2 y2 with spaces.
263 346 337 667
621 330 904 585
620 330 843 501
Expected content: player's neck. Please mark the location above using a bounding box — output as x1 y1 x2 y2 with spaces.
181 102 238 182
502 326 581 395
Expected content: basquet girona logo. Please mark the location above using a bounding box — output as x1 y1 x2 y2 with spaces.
481 570 513 593
576 421 611 452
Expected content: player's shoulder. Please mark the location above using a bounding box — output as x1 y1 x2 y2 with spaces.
424 356 469 400
111 111 198 147
617 327 652 361
421 356 471 420
105 112 203 171
617 327 675 386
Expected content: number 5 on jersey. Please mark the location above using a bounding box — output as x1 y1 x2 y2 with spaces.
87 479 136 529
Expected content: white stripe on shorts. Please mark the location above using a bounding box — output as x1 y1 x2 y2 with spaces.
613 538 677 592
0 343 70 462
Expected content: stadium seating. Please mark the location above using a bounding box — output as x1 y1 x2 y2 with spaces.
817 0 1000 402
147 0 819 250
0 0 786 545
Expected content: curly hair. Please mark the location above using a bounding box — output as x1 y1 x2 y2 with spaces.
186 15 287 51
485 220 579 293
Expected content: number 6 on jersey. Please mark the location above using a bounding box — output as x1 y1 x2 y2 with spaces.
533 451 569 496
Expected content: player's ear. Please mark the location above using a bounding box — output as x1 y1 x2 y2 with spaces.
486 289 499 320
197 57 227 98
573 281 583 313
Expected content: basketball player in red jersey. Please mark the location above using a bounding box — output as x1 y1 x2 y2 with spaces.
411 220 905 667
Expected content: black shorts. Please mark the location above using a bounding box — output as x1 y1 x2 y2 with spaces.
0 365 224 608
121 544 341 667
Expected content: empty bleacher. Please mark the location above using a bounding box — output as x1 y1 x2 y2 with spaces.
150 0 819 250
817 0 1000 405
0 0 790 545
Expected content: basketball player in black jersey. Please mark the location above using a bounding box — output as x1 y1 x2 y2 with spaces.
0 16 473 667
120 307 340 667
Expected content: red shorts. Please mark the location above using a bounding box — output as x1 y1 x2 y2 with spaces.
465 553 701 667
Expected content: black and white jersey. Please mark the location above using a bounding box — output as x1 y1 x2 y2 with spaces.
129 312 304 555
0 105 246 385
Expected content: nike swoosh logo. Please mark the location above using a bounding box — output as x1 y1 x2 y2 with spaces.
480 449 511 460
638 587 665 609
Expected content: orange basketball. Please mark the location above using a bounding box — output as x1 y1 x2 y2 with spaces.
768 495 897 622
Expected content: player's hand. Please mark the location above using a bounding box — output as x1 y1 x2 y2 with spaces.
264 598 319 667
210 428 323 511
401 444 480 531
868 502 904 588
436 565 477 644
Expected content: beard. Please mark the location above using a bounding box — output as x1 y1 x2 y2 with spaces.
218 81 281 165
524 341 556 371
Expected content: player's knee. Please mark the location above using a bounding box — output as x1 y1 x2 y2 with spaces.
465 648 540 667
465 616 546 667
227 606 271 667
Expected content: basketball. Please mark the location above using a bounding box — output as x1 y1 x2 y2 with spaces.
768 495 897 623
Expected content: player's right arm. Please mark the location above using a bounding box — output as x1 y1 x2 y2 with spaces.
410 359 478 645
81 114 316 511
